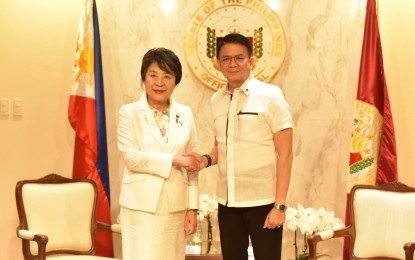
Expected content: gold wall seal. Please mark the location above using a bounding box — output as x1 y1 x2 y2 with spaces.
184 0 287 91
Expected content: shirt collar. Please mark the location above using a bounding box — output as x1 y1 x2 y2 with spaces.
223 73 254 96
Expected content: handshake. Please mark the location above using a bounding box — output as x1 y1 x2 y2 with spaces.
175 152 209 174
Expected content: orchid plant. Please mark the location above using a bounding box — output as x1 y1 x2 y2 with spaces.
286 204 344 260
197 194 218 254
198 194 218 220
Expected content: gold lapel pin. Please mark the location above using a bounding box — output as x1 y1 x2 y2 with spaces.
176 114 182 125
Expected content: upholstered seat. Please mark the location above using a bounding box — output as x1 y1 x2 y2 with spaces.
15 173 121 260
307 182 415 260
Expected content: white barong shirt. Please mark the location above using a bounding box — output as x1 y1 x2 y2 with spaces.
211 74 293 207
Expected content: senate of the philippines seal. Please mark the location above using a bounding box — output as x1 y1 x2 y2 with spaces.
184 0 287 91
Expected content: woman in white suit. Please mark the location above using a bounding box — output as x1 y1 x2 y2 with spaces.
118 48 199 260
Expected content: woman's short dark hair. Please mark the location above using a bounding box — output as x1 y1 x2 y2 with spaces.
141 48 182 85
216 33 253 58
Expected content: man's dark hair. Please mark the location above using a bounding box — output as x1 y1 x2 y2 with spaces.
216 33 253 59
141 47 182 85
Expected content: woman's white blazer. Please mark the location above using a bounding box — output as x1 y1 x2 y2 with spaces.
118 94 198 213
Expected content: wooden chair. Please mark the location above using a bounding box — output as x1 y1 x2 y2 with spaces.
15 173 121 260
307 182 415 260
404 242 415 259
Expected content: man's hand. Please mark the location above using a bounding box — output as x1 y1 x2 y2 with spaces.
263 208 285 229
183 155 200 174
174 154 200 174
187 152 207 170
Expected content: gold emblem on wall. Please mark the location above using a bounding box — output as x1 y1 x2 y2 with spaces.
184 0 287 91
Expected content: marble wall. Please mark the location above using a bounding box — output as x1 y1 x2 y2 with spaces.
97 0 365 258
4 0 415 259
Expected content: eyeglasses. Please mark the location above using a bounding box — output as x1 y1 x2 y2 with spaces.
219 55 247 64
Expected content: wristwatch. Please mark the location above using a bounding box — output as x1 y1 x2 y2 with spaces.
202 154 212 168
274 203 287 212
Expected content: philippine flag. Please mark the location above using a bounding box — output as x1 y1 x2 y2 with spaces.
68 0 114 257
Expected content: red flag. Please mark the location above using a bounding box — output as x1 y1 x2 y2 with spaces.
344 0 398 258
68 0 114 257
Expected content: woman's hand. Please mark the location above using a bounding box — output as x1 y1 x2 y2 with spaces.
185 155 200 174
173 154 200 174
187 152 205 170
184 210 197 235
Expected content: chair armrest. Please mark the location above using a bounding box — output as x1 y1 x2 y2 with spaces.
307 227 351 260
17 229 48 260
97 221 121 234
404 241 415 260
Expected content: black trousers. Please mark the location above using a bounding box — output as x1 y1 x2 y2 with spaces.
218 203 283 260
